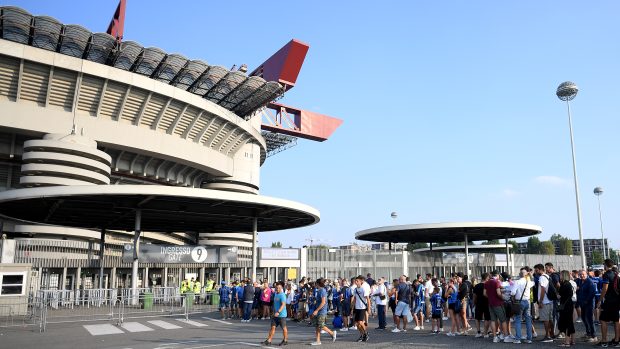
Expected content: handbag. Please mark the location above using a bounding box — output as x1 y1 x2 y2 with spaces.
511 281 528 314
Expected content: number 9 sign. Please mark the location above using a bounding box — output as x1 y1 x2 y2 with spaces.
191 246 208 263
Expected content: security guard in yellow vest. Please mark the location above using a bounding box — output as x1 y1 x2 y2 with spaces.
193 279 202 304
205 278 215 292
180 279 188 293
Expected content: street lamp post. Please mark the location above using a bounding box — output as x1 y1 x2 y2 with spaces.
556 81 587 270
594 187 607 259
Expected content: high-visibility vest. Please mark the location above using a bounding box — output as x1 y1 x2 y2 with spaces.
194 281 201 293
180 281 187 293
188 281 195 292
206 280 214 291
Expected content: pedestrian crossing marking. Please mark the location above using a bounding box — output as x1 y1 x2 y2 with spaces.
148 320 182 329
121 321 154 332
175 318 209 327
83 323 124 336
202 317 233 325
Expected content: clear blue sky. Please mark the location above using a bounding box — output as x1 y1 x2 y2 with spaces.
13 1 620 250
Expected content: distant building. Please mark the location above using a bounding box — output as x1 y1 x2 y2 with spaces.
516 238 608 265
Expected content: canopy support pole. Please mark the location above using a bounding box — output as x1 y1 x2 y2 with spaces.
132 209 141 303
464 233 470 277
251 216 258 282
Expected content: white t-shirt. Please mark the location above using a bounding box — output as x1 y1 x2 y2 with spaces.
511 278 534 301
569 280 577 302
539 274 552 305
424 280 433 298
373 283 388 306
353 282 371 309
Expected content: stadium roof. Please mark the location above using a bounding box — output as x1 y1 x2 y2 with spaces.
0 6 283 119
0 185 320 233
356 222 541 243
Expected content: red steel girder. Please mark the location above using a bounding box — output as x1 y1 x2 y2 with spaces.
261 103 342 142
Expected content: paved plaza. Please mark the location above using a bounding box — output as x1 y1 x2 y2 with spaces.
0 310 611 349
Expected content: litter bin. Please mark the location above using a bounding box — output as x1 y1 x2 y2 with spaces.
141 292 153 310
211 291 219 306
185 292 194 308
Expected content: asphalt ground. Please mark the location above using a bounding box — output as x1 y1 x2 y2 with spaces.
0 311 615 349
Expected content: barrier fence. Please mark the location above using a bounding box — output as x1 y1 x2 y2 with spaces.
0 287 219 332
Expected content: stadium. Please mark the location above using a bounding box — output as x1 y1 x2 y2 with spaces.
0 3 340 293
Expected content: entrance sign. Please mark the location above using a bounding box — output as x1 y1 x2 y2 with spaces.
122 244 237 263
260 248 299 260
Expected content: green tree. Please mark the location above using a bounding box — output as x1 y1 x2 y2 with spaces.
271 241 282 248
558 238 573 255
591 250 604 265
406 242 429 251
610 249 619 263
526 236 542 254
508 240 519 252
541 241 555 255
435 242 462 247
549 233 565 244
482 239 501 245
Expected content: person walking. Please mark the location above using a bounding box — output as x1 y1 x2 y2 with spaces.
352 275 371 342
218 281 231 320
262 281 289 346
392 275 411 333
372 277 388 330
511 267 534 344
309 278 336 346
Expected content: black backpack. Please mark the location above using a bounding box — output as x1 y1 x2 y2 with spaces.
611 271 620 296
543 274 559 301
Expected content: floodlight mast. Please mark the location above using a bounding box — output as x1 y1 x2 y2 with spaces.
556 81 587 270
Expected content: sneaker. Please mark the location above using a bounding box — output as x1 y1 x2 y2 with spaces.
484 334 490 339
340 327 348 332
493 336 500 343
532 333 538 338
310 342 322 346
524 340 532 344
504 337 514 343
426 319 431 323
261 340 272 346
349 325 357 330
595 343 608 348
320 330 326 334
541 337 554 343
499 334 505 340
279 340 288 346
442 317 449 321
421 326 425 330
440 328 444 332
513 340 521 344
362 334 369 342
357 335 364 342
332 331 337 342
588 337 599 343
475 332 482 338
414 326 421 331
576 319 582 323
391 328 401 333
556 333 565 339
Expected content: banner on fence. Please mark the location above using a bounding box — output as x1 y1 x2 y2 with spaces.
122 245 237 263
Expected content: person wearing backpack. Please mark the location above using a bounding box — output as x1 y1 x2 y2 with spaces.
535 264 555 342
545 263 562 339
596 259 620 347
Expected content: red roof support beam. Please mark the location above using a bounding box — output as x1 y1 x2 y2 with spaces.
106 0 126 42
261 103 342 142
250 39 309 91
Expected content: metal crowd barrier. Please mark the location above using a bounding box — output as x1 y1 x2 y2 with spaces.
9 287 219 332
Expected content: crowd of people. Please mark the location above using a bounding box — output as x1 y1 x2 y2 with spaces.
211 258 620 346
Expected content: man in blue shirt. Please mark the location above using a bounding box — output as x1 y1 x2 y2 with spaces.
577 270 597 342
262 281 289 346
310 278 337 346
218 281 231 320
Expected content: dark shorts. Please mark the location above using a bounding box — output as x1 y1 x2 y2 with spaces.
219 300 230 309
342 302 351 317
271 317 287 328
252 300 259 309
503 303 513 319
432 311 442 319
600 301 620 322
261 300 270 307
354 309 367 322
389 298 396 314
448 303 456 311
475 304 491 321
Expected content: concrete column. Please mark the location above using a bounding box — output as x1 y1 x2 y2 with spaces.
163 267 168 287
225 267 230 283
61 267 67 291
251 217 258 282
300 247 308 279
505 238 511 276
132 210 142 298
465 233 470 277
373 250 377 279
111 267 116 289
144 267 149 288
402 250 408 277
218 267 222 282
275 267 278 282
99 228 106 289
200 267 205 286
